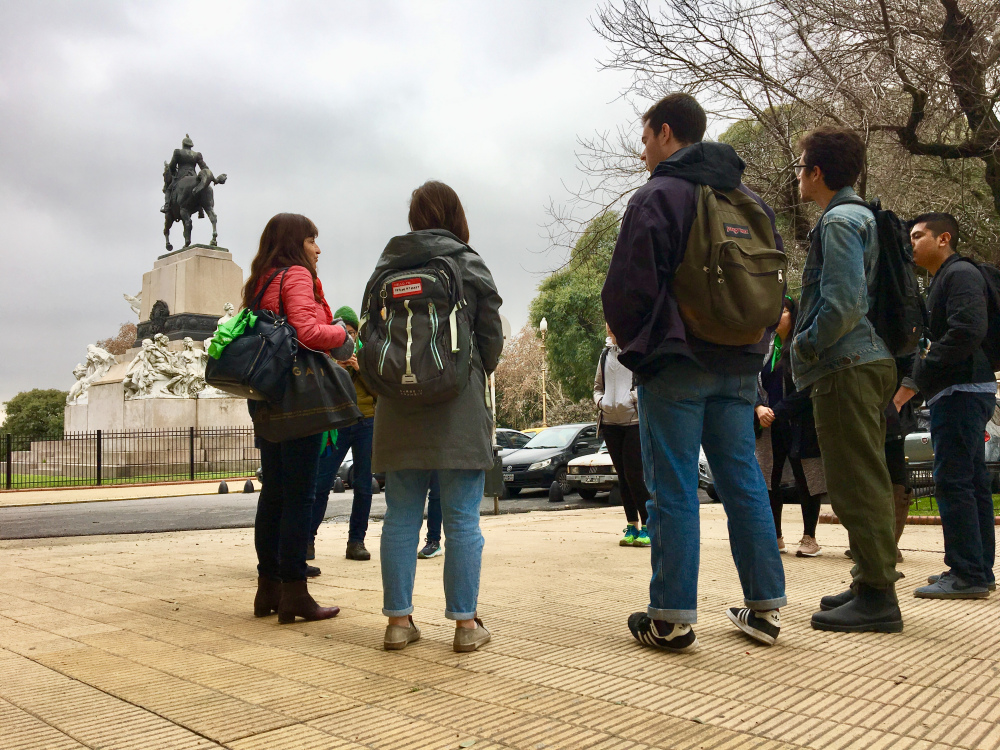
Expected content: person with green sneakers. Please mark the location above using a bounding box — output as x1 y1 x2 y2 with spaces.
594 324 651 548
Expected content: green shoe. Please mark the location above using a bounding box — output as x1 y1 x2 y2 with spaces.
620 525 638 546
633 526 651 547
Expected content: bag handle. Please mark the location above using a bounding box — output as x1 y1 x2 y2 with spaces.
248 267 290 316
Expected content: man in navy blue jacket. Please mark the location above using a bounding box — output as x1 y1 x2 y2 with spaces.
603 94 786 652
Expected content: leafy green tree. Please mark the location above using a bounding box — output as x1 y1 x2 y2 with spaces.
1 389 67 440
529 213 618 402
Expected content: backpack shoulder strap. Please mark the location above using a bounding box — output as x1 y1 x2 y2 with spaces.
248 268 286 312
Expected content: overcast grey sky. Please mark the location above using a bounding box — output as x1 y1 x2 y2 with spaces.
0 0 641 403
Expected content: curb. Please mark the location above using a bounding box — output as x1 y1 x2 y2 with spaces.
819 512 1000 526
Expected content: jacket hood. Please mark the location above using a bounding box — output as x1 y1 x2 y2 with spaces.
649 141 745 191
376 229 477 272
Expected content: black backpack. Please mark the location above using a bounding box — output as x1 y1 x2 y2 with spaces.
824 197 928 357
957 256 1000 371
358 255 472 404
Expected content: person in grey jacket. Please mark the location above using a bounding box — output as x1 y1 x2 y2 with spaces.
594 325 650 546
790 127 901 634
362 181 504 654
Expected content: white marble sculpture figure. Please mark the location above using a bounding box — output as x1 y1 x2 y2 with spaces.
67 344 116 404
123 291 142 318
165 337 208 397
218 302 235 325
123 335 186 399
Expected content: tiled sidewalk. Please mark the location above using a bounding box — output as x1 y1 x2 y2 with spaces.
1 505 997 750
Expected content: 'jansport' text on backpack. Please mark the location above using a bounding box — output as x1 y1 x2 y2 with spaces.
358 256 472 404
832 197 928 357
674 185 787 346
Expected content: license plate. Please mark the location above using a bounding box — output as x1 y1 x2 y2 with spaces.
503 473 514 482
582 476 602 483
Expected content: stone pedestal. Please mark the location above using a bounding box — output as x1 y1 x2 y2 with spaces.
137 245 243 343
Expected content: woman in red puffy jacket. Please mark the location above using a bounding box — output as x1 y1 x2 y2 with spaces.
245 213 354 623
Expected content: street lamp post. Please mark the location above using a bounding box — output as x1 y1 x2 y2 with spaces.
539 317 548 428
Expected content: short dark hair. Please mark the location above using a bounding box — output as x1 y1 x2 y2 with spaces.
911 212 960 250
798 126 866 191
642 93 706 145
408 180 470 244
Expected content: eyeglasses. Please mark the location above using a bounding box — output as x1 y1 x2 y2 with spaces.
792 164 809 172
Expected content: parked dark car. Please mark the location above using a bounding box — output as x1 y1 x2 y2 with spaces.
496 428 532 459
336 448 386 491
500 423 601 495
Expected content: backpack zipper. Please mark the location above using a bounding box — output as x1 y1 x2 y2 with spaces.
402 300 417 384
378 308 394 375
429 301 444 370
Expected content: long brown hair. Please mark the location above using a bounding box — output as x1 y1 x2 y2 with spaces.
242 213 319 308
408 181 470 243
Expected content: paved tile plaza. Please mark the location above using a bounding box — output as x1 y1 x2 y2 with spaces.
1 505 998 749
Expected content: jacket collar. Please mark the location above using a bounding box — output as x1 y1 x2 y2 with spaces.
933 251 962 277
825 186 861 211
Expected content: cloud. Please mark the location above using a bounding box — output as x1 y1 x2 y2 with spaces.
0 0 639 402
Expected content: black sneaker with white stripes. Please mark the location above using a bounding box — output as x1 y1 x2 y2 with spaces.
627 613 699 653
726 607 780 645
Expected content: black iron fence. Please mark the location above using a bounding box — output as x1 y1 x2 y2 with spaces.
2 428 258 490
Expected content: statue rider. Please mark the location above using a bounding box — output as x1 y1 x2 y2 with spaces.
161 134 212 213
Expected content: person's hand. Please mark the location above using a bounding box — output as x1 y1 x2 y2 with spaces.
337 354 359 371
755 405 775 427
893 385 916 413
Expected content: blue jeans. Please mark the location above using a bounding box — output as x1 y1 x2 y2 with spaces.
639 357 786 623
930 391 996 587
381 469 484 619
256 433 322 582
425 471 442 543
310 417 375 543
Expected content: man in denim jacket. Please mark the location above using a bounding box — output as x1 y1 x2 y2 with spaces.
791 127 902 633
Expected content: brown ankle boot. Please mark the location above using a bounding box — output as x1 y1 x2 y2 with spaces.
277 580 340 624
892 484 911 562
254 576 282 617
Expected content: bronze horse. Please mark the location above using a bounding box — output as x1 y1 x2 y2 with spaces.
161 136 227 252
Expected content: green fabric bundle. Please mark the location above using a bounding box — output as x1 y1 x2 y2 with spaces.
206 309 258 360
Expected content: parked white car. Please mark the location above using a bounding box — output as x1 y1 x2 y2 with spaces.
566 443 617 500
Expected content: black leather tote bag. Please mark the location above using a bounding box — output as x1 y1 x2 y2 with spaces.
205 269 297 401
251 346 363 442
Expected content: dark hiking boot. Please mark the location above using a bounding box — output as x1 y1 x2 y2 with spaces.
305 565 321 578
819 589 855 611
346 541 371 561
253 576 281 617
811 583 903 633
277 580 340 624
306 542 316 561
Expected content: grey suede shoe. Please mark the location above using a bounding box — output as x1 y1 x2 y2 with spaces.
928 571 996 591
453 618 491 653
915 573 989 599
384 617 421 650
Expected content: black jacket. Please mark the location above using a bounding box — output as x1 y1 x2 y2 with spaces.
758 351 820 460
601 142 784 377
912 253 994 401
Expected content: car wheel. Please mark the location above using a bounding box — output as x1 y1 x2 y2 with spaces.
608 486 622 506
578 488 598 501
556 468 571 495
706 484 719 502
506 486 521 497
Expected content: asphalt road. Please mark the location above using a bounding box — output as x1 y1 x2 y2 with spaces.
0 487 645 540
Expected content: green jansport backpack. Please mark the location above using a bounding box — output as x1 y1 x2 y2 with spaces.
358 255 472 404
673 185 787 346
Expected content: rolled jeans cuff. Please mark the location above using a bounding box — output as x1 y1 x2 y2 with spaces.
445 609 478 621
382 606 414 617
647 606 698 624
747 596 786 611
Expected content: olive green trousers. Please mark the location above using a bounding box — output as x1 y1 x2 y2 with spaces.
811 360 901 590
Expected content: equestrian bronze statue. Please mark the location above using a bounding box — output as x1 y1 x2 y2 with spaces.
161 134 227 252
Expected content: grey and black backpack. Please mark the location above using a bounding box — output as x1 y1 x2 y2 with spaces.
358 255 472 404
